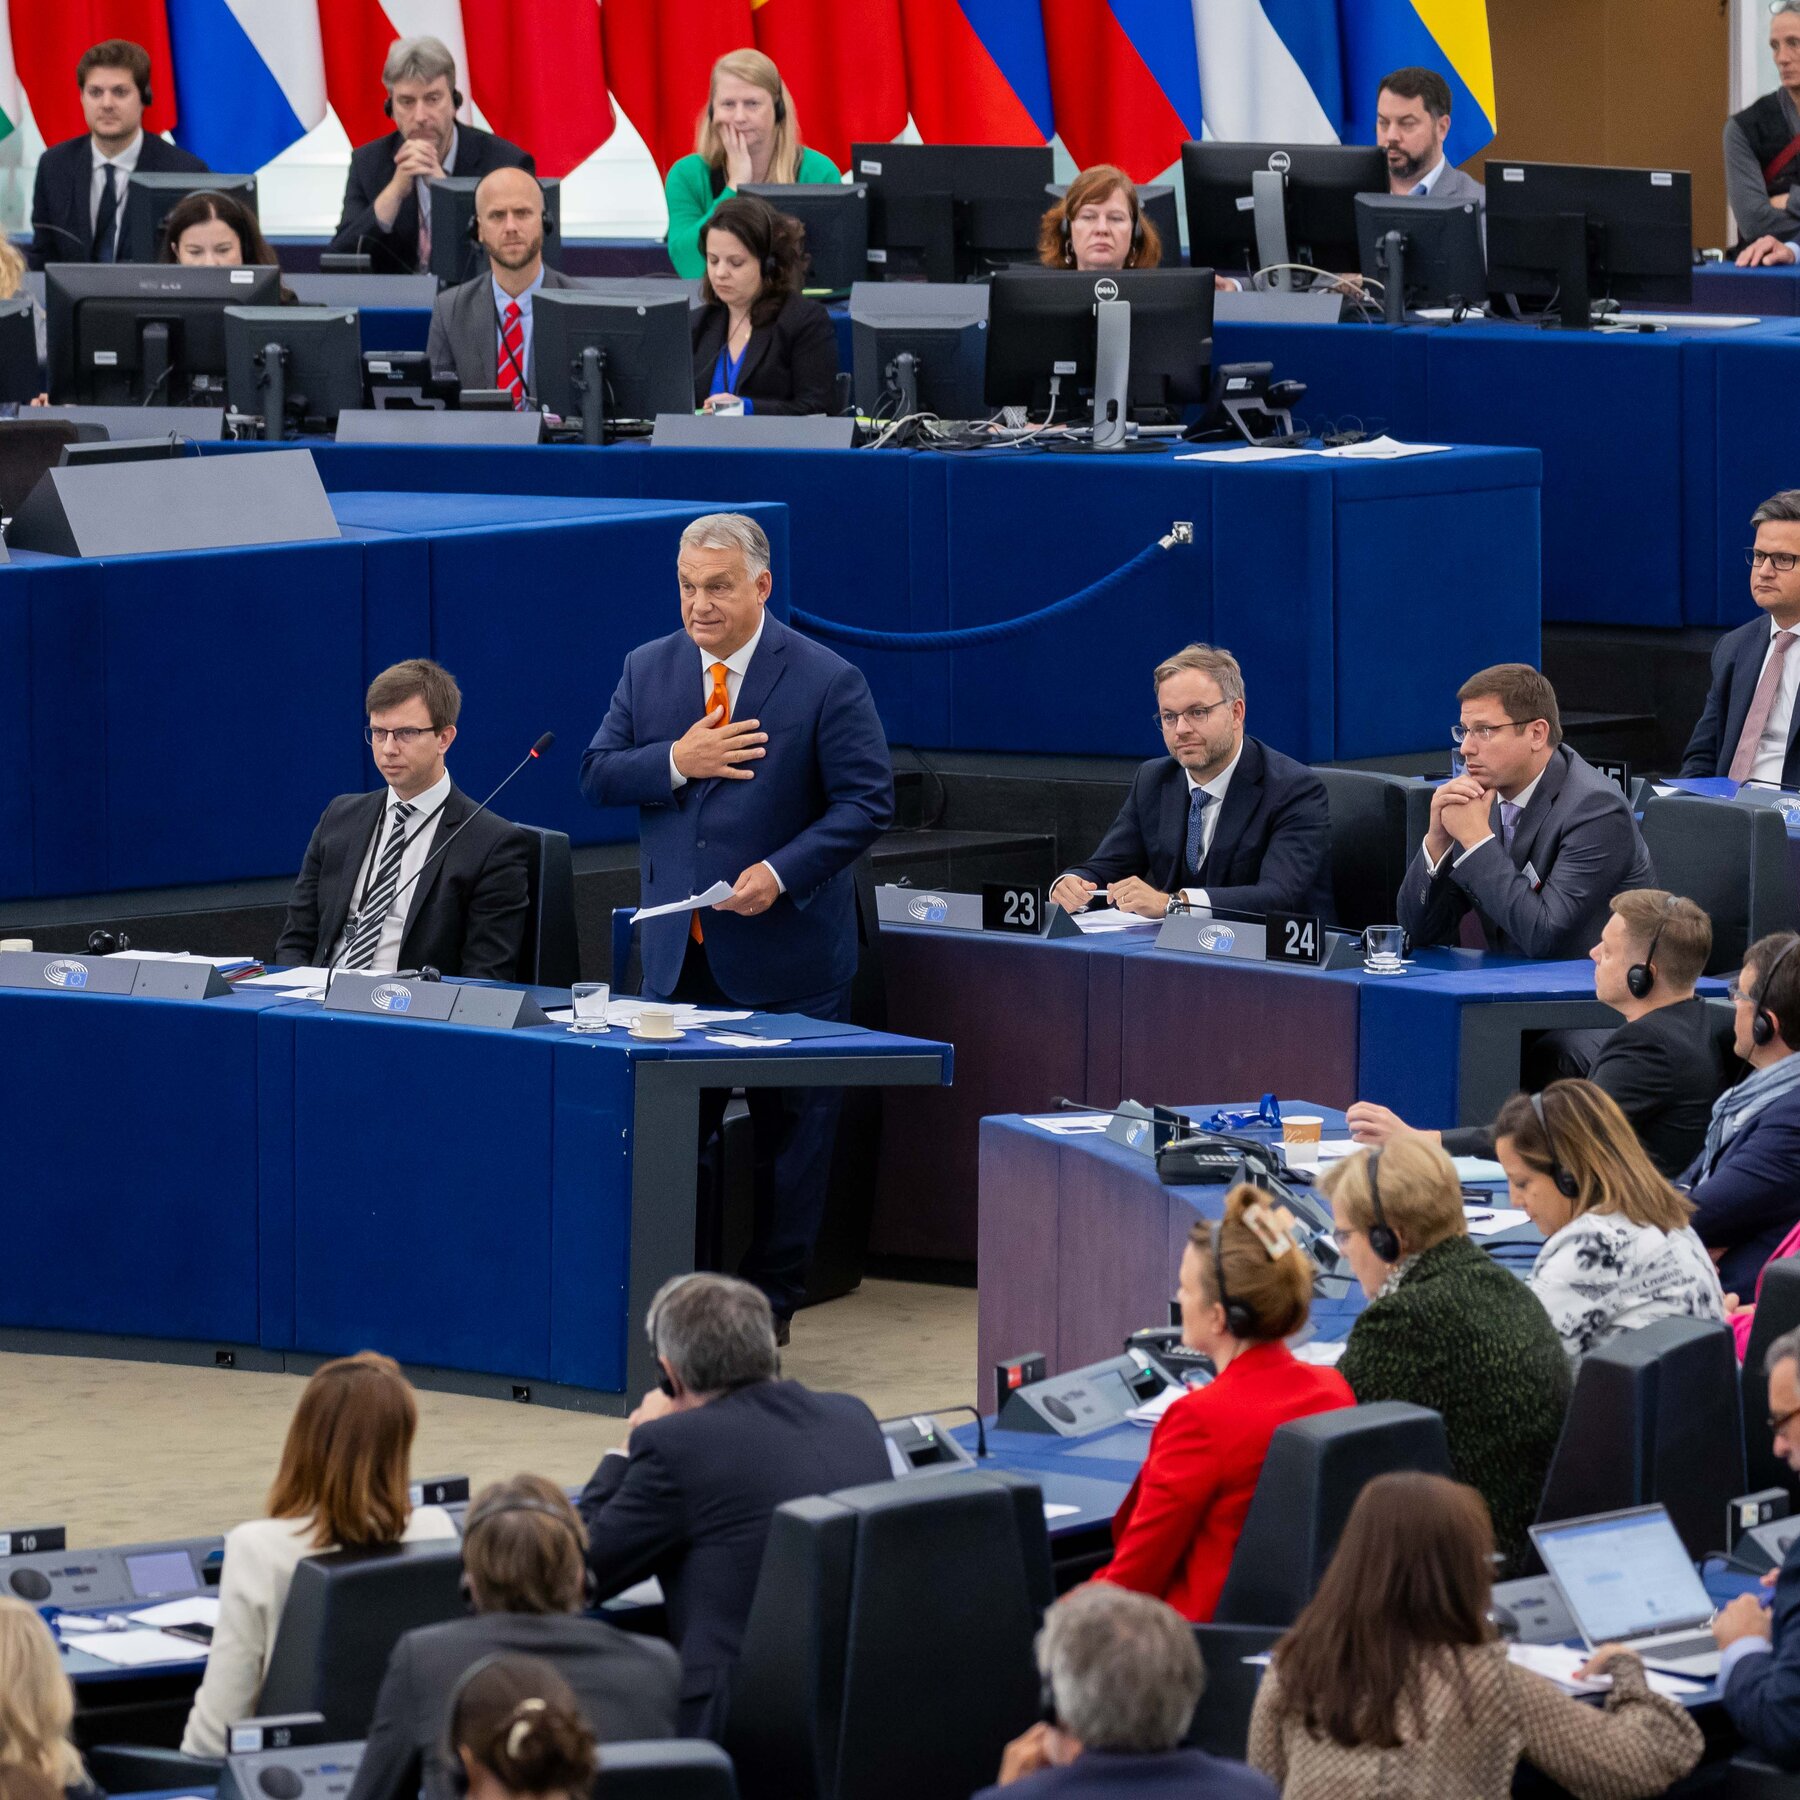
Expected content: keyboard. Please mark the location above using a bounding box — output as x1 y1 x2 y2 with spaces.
1634 1633 1718 1660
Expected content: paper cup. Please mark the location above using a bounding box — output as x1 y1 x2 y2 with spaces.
1282 1115 1324 1168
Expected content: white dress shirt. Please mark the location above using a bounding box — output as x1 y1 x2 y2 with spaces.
1424 762 1546 874
90 129 144 255
327 769 452 970
1175 741 1243 912
1409 153 1449 197
1746 620 1800 785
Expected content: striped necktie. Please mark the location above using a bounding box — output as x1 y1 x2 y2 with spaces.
341 801 417 970
499 300 526 409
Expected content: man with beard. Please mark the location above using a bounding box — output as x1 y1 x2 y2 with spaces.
1375 67 1484 203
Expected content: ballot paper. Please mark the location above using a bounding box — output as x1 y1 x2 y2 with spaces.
130 1598 220 1630
705 1031 792 1048
1176 444 1316 464
1464 1208 1534 1238
78 1629 208 1668
1506 1642 1703 1699
1317 435 1452 460
632 881 735 923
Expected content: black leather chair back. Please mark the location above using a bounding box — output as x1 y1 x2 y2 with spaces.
259 1541 465 1738
1213 1402 1453 1627
1315 768 1415 931
515 823 580 986
1743 1261 1800 1506
598 1741 739 1799
1639 795 1799 973
1533 1316 1744 1561
724 1469 1053 1800
1186 1624 1280 1760
0 419 82 517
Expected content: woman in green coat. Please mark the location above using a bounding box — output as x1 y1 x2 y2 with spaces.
664 48 841 280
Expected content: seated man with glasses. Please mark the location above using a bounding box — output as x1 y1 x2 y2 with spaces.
1398 663 1654 960
1681 490 1800 789
275 657 530 979
1050 642 1332 921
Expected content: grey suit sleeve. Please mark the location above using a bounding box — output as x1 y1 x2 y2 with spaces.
425 299 456 380
344 1637 423 1800
1397 844 1469 948
1726 118 1800 245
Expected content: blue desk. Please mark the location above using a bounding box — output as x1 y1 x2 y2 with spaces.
1692 263 1800 317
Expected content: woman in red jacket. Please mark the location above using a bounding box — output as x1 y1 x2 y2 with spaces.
1093 1183 1354 1621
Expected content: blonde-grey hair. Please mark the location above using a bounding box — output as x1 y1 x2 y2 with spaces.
1152 643 1244 705
679 512 771 579
382 35 457 92
1037 1586 1204 1752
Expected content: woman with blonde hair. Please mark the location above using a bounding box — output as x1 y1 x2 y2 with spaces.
181 1351 458 1756
664 49 841 279
0 1600 93 1800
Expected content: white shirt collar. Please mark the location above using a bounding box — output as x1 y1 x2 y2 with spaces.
698 609 767 678
388 768 452 816
491 264 545 315
1184 739 1244 804
92 129 144 172
1772 619 1800 644
443 127 459 175
1411 154 1448 196
1502 764 1546 814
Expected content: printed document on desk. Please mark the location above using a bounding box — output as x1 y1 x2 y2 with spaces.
79 1628 209 1668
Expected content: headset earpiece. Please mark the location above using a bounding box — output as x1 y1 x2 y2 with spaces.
384 93 393 120
1754 937 1800 1048
1365 1151 1401 1262
1626 894 1679 1002
453 88 465 110
774 83 787 125
1209 1219 1256 1338
1529 1091 1580 1200
140 76 153 108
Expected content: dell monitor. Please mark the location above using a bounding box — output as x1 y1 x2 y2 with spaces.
531 290 693 444
984 268 1215 448
45 263 283 404
426 176 564 288
0 299 38 404
1355 194 1487 322
225 306 363 439
1183 142 1388 288
1485 161 1692 328
739 182 870 292
849 281 988 420
852 143 1054 283
121 172 258 263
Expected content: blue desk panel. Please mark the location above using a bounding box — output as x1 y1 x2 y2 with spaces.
1691 263 1800 317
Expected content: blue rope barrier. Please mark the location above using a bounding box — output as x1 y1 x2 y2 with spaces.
790 531 1186 652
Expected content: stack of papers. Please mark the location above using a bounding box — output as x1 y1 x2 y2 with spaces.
1506 1642 1703 1699
75 1629 207 1668
131 1597 219 1629
111 950 262 979
240 967 330 998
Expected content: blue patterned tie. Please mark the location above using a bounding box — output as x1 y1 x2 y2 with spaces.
1500 800 1521 853
1185 789 1214 879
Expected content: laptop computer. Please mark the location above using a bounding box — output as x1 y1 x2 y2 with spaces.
1528 1505 1720 1678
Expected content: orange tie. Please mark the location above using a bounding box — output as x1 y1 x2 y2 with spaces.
690 663 732 944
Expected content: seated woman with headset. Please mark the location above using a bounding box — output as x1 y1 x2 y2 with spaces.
691 194 837 417
1323 1138 1571 1575
1037 164 1164 273
447 1655 597 1800
1494 1080 1723 1362
159 189 297 302
665 49 840 281
181 1352 458 1757
1089 1183 1353 1621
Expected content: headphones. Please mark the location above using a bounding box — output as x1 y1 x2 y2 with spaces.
709 81 787 127
1529 1091 1580 1200
1626 894 1680 1001
1753 935 1800 1048
87 929 131 955
1061 191 1146 267
1365 1151 1401 1263
443 1652 540 1798
1209 1218 1257 1339
387 85 464 119
456 1492 596 1615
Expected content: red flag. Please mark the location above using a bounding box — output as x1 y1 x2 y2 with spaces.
1041 0 1195 184
901 0 1052 147
602 0 753 180
14 0 179 143
461 0 613 178
316 0 402 152
750 0 905 170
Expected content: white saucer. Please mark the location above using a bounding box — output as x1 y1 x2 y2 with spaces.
629 1026 685 1041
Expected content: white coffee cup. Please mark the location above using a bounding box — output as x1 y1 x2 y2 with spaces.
632 1003 680 1039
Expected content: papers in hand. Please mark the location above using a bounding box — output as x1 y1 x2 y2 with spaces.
1074 907 1160 933
1506 1642 1703 1698
77 1628 207 1668
633 881 735 923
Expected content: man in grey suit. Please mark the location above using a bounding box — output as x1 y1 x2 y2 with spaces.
1376 67 1484 203
425 166 576 403
1399 663 1655 960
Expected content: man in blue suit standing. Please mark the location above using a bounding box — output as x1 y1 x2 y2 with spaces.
581 513 893 1335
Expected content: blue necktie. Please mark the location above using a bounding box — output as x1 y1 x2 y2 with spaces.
1500 800 1521 852
1185 788 1214 878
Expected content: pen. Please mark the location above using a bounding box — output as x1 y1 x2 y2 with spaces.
1465 1211 1493 1223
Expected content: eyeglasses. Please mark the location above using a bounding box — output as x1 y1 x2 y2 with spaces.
1155 700 1232 732
1729 982 1756 1004
1450 719 1529 747
1770 1402 1800 1437
1746 548 1800 572
364 726 435 746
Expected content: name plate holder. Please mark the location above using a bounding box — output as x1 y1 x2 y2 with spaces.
1155 915 1361 968
1104 1099 1188 1156
874 884 1081 939
322 971 549 1029
0 950 231 997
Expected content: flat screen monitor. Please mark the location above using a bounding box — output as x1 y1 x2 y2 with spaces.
45 263 283 404
984 268 1215 422
1044 182 1182 266
0 298 38 404
739 183 870 293
531 289 693 443
1182 142 1388 285
849 281 988 419
1485 161 1693 325
1355 194 1487 320
121 173 258 263
426 176 564 288
225 306 363 437
851 142 1054 283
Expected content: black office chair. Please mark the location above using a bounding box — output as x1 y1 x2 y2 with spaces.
1212 1402 1453 1628
724 1469 1053 1800
599 1741 739 1799
515 823 580 987
1743 1261 1800 1507
1314 768 1417 931
85 1748 226 1794
1185 1623 1280 1760
258 1540 466 1738
1639 794 1799 974
0 418 85 518
1532 1316 1744 1562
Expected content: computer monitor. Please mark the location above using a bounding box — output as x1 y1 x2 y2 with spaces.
1485 161 1692 327
224 307 363 439
849 282 988 419
121 173 258 263
45 263 284 404
851 143 1054 283
425 176 564 287
739 183 869 293
531 290 693 444
984 269 1215 447
1182 142 1388 288
1355 194 1487 322
0 299 38 404
1044 182 1182 266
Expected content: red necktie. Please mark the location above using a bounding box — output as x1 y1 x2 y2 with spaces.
690 664 732 945
499 300 525 409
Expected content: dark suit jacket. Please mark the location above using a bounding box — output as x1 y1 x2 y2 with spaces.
424 262 578 391
30 132 210 268
691 294 838 415
580 613 892 1005
1680 614 1800 787
274 783 530 981
1725 1528 1800 1768
973 1750 1278 1800
1067 737 1334 920
329 126 534 274
1683 1082 1800 1296
576 1379 890 1738
346 1611 680 1800
1397 746 1656 960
